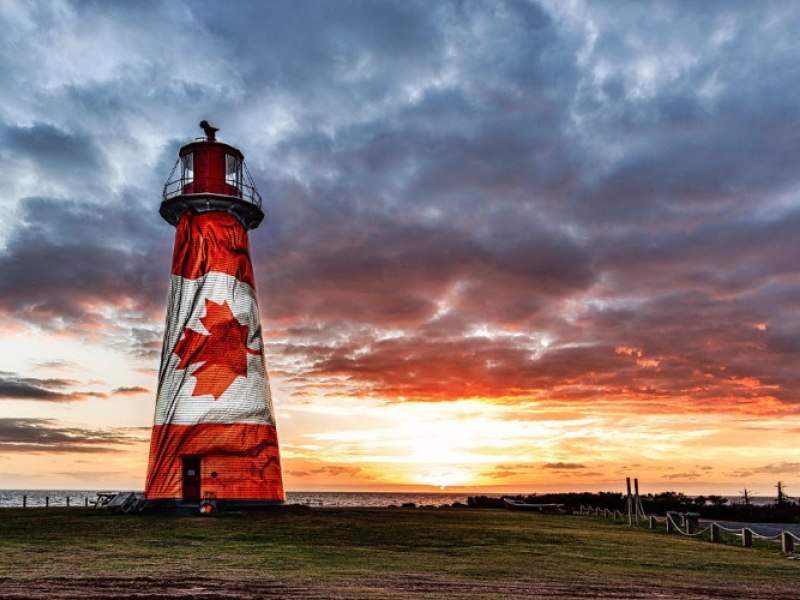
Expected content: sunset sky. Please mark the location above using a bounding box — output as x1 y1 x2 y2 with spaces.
1 0 800 498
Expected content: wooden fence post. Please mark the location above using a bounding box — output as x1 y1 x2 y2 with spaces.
66 497 70 508
626 477 633 525
710 523 720 543
782 532 794 554
666 517 674 533
85 497 89 507
649 515 656 529
742 529 752 548
22 495 26 508
45 496 49 508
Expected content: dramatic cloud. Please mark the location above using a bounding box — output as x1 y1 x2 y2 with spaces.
0 198 170 339
0 372 106 403
0 418 140 453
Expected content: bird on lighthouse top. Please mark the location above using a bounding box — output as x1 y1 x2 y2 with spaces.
199 120 219 141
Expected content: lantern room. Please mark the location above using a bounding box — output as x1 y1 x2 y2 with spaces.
160 122 264 230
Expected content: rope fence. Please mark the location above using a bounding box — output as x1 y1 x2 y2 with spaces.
579 477 800 555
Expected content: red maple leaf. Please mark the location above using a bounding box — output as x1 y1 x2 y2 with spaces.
173 299 260 400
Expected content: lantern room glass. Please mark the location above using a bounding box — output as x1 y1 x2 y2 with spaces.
226 153 242 194
180 153 194 187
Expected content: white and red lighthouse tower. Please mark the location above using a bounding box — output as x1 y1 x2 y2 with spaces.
144 122 284 508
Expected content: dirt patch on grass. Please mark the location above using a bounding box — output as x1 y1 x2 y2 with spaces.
0 575 796 600
0 577 303 600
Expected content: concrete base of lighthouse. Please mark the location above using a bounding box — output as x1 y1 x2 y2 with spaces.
99 492 286 515
136 497 286 516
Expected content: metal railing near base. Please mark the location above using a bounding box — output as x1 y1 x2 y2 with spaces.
13 494 106 508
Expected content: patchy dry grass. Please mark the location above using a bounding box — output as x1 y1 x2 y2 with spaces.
0 506 797 598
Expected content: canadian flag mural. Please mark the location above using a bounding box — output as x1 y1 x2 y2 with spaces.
144 209 284 503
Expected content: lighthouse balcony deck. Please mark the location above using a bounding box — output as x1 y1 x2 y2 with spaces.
159 189 265 229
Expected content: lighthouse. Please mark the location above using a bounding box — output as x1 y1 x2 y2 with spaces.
144 122 284 509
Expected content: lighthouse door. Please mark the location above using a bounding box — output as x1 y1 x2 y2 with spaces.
182 456 202 503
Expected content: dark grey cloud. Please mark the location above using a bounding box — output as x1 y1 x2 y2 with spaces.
257 211 594 329
1 123 101 174
0 372 105 403
0 418 138 453
0 196 171 348
111 386 151 396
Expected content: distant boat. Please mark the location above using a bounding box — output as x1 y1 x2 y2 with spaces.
503 497 565 513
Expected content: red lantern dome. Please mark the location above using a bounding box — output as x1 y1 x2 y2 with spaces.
160 122 264 230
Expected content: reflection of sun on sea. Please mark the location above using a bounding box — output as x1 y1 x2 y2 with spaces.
415 468 472 490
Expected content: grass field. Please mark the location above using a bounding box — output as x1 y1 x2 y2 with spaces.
0 506 797 599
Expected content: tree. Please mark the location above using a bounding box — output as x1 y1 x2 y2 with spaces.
707 495 728 508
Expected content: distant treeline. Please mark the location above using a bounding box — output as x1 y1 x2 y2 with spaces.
467 492 800 523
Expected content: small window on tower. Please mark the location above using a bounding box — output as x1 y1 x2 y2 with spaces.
226 153 242 193
181 153 194 186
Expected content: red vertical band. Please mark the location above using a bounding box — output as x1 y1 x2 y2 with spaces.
171 209 256 287
144 423 284 500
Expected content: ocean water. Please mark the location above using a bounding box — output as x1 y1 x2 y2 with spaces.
0 490 101 508
286 491 471 507
0 490 473 508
